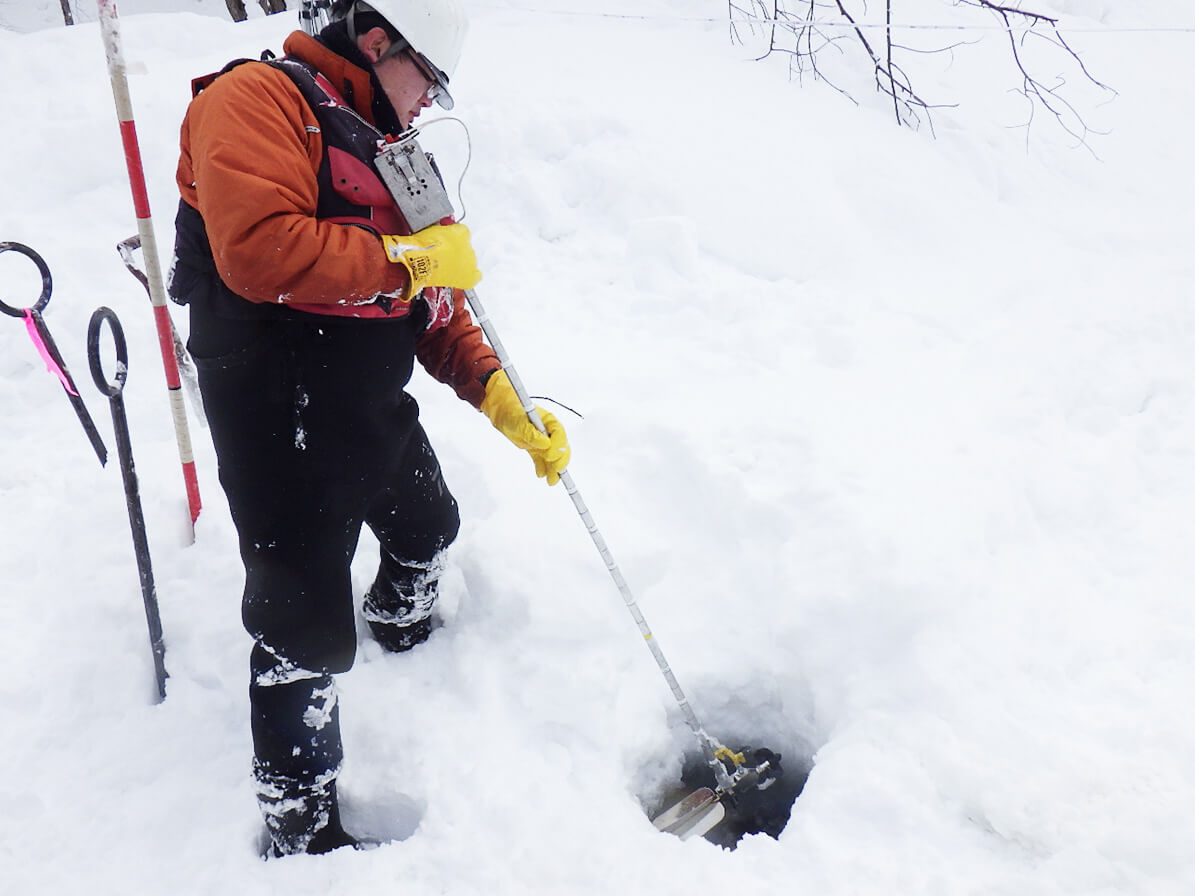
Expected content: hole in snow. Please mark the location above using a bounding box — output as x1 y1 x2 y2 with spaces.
685 742 810 848
340 787 424 846
640 685 819 849
647 736 812 850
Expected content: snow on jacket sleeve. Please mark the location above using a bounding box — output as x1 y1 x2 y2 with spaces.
176 62 409 306
416 289 501 409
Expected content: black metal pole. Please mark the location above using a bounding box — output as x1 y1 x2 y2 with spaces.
0 241 108 466
87 306 168 703
30 310 110 466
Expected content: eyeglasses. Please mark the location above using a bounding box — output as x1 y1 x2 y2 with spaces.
406 51 443 104
374 37 454 109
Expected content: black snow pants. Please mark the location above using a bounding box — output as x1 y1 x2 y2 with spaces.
189 305 460 783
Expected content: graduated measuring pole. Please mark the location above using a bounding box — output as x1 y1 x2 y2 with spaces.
462 289 735 790
96 0 202 532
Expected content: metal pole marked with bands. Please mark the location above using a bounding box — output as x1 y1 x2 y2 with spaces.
0 241 108 466
88 306 168 703
467 285 786 837
96 0 202 531
463 289 734 789
374 133 744 791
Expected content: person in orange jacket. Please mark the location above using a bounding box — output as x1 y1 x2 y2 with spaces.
169 0 570 856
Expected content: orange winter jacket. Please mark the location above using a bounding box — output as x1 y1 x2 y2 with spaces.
175 31 499 406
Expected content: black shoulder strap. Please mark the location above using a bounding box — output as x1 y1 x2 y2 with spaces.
190 57 259 98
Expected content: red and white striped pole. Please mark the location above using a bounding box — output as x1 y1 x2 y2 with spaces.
96 0 202 533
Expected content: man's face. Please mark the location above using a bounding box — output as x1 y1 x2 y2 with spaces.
358 27 436 129
374 51 436 129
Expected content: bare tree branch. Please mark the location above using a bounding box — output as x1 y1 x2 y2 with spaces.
830 0 934 130
958 0 1115 150
730 0 1114 150
887 0 897 125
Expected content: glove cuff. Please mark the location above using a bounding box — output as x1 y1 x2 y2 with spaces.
381 236 426 302
479 368 513 424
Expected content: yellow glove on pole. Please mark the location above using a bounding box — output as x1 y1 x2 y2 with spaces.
382 223 481 300
481 369 570 486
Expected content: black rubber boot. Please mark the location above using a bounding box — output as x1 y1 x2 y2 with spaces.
366 607 433 652
363 558 440 653
255 765 358 857
249 651 355 857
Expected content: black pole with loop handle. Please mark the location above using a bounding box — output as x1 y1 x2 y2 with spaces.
87 306 168 703
0 241 108 465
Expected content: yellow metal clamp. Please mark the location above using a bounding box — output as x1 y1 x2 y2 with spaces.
713 746 746 768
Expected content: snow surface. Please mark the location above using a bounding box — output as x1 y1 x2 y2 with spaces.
2 1 1195 893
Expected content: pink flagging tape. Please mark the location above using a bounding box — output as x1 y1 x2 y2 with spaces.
23 310 76 396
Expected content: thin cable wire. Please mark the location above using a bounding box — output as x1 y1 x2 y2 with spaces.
411 115 472 224
728 18 1195 34
472 6 1195 34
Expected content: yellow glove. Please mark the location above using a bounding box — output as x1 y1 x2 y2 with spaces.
382 223 481 301
481 369 571 486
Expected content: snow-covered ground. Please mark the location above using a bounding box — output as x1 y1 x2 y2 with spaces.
2 1 1194 893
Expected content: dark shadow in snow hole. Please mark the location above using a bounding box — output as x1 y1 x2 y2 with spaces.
645 734 814 850
641 680 820 850
682 743 810 849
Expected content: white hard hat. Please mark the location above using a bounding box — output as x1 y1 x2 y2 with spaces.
338 0 468 109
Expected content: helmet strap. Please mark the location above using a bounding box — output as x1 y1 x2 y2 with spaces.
344 1 408 64
344 2 360 43
376 35 410 64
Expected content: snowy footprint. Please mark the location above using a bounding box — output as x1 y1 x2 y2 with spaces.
340 786 425 847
